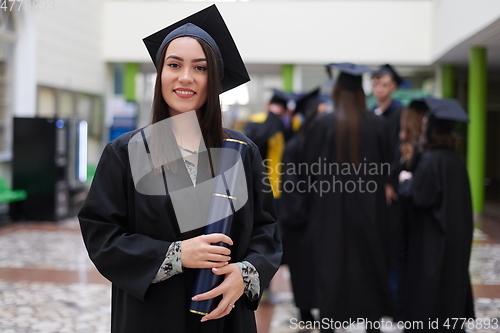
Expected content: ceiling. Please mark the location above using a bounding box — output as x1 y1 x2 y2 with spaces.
435 17 500 69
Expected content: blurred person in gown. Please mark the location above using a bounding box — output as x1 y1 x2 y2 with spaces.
398 100 428 172
299 63 393 333
245 89 297 209
399 98 474 332
393 100 429 290
372 64 406 311
78 5 282 333
397 99 431 217
280 87 326 325
244 89 298 333
372 64 404 163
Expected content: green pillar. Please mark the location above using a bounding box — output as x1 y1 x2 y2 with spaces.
124 63 139 102
467 46 487 214
281 64 294 92
441 64 455 98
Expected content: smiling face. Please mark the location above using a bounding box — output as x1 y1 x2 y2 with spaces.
161 37 208 117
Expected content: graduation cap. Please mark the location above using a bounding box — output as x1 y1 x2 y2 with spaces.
422 97 469 123
407 99 429 113
269 89 296 110
294 87 321 115
325 63 374 91
421 97 469 133
373 64 403 87
142 4 250 93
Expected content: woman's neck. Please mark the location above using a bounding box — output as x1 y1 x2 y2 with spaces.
170 111 202 152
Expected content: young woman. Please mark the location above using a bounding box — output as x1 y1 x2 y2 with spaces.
300 63 393 333
388 100 429 317
400 98 474 332
78 5 282 333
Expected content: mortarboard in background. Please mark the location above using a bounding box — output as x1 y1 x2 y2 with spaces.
422 97 469 123
408 99 429 113
326 63 374 91
422 97 469 133
142 4 249 93
373 64 403 87
294 87 321 115
269 89 297 110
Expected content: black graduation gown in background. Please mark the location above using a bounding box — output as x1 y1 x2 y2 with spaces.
301 112 393 322
375 100 405 309
245 111 292 265
78 128 282 333
375 99 403 181
402 148 474 332
244 112 288 164
244 111 294 202
280 134 317 310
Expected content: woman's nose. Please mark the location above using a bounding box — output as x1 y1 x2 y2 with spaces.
178 68 193 83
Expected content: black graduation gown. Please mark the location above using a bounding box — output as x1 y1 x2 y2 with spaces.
245 111 292 263
78 128 282 333
374 100 403 179
375 100 405 308
244 112 288 164
401 148 474 332
280 134 317 310
301 112 393 321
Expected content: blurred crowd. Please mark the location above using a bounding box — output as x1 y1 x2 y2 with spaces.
244 63 474 333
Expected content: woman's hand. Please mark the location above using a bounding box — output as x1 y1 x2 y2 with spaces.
181 234 233 269
385 184 399 206
191 264 245 322
399 170 413 183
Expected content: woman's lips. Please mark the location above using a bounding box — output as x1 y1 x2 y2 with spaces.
174 88 196 99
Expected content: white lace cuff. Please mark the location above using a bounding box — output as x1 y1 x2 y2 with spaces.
151 241 183 283
236 261 260 301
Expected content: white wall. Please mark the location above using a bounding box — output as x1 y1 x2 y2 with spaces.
13 10 36 118
432 0 500 61
34 0 105 94
102 1 433 65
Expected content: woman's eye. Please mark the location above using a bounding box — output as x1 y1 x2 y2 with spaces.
195 66 207 72
167 63 180 68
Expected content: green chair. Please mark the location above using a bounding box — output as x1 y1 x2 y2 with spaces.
0 177 27 203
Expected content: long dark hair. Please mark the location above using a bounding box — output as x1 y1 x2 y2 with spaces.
400 107 426 167
332 84 367 165
151 36 227 148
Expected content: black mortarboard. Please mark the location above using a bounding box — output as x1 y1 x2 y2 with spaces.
142 4 250 93
294 87 321 115
326 63 374 91
407 99 429 113
423 97 469 133
374 64 403 87
269 89 295 110
422 98 469 122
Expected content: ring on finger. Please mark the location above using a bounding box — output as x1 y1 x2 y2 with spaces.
228 303 235 309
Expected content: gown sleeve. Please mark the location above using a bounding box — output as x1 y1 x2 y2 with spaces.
411 152 442 209
152 241 183 283
78 141 171 301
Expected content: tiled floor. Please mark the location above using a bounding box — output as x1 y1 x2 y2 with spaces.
0 214 499 332
261 214 500 333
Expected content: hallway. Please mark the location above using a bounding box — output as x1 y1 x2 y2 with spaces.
0 215 499 333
